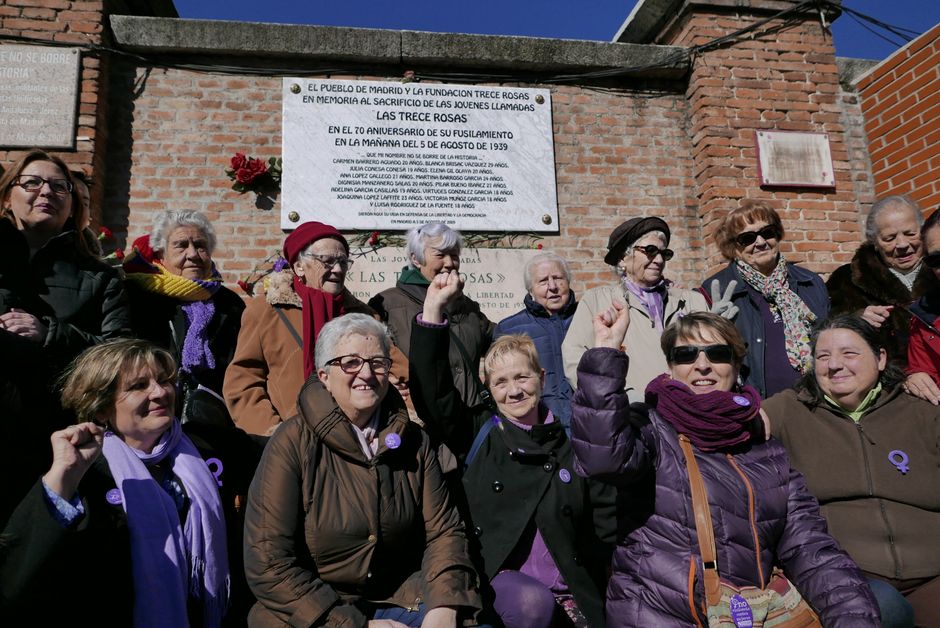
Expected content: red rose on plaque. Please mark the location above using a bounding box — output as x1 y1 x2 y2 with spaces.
236 157 268 184
230 152 248 171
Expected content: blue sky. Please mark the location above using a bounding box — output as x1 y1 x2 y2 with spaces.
173 0 936 61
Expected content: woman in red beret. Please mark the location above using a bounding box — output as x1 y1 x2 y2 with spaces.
224 221 408 435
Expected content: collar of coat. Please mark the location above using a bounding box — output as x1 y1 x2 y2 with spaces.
296 375 412 463
849 242 939 303
523 291 577 319
794 380 904 416
264 269 364 311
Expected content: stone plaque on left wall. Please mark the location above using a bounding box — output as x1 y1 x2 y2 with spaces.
0 45 81 149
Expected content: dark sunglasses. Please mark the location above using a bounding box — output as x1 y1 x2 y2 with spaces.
924 252 940 269
669 344 735 365
633 244 675 261
735 225 781 247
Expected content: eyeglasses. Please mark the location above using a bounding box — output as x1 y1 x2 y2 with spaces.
633 245 675 261
325 354 392 375
735 225 781 247
13 175 73 196
924 252 940 269
669 344 735 365
301 252 354 270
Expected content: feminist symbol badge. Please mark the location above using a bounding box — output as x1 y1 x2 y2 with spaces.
888 450 909 474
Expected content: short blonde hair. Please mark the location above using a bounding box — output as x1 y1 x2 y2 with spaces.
60 339 177 424
483 334 541 385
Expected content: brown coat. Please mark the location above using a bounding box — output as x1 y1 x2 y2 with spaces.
243 380 480 627
223 271 407 435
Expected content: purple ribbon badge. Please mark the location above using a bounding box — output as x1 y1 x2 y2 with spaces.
384 433 402 450
888 450 909 474
105 488 122 505
732 395 751 407
558 468 572 483
729 594 753 628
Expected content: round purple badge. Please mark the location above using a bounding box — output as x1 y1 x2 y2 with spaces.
729 594 753 627
105 488 122 505
558 469 572 484
732 395 751 407
384 433 401 450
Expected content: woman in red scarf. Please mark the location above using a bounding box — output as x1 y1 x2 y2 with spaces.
224 222 408 436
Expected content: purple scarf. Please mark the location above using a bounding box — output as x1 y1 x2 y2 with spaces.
622 277 667 331
645 373 761 451
181 299 216 375
102 419 229 627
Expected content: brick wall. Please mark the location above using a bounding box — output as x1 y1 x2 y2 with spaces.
0 0 108 219
857 22 940 212
658 5 865 276
103 65 698 294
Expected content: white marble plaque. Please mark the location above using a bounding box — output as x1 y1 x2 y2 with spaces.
0 45 80 149
345 246 543 323
281 78 558 232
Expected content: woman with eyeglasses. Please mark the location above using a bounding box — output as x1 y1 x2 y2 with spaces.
702 200 829 398
571 310 879 626
224 221 408 436
562 216 706 402
0 149 130 526
244 313 481 627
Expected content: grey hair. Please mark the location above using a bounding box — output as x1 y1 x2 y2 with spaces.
865 195 922 243
314 313 391 370
150 210 217 255
406 222 463 267
523 252 572 292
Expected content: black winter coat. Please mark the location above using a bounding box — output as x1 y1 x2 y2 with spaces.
0 220 130 526
125 282 245 427
408 319 616 627
826 243 940 366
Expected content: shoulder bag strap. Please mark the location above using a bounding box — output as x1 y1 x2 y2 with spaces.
274 307 304 348
464 416 498 470
679 434 722 608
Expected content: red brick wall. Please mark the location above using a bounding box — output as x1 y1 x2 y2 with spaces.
102 66 699 293
857 22 940 212
658 7 865 276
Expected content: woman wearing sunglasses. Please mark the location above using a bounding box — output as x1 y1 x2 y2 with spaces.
0 149 130 526
224 221 408 436
562 216 706 402
571 309 880 626
702 200 829 398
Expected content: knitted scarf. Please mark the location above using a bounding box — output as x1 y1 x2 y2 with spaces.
102 419 229 627
293 274 346 379
124 245 221 375
735 256 816 373
621 276 667 331
645 374 761 452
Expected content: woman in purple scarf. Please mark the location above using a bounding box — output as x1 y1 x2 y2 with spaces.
570 309 880 626
0 339 249 627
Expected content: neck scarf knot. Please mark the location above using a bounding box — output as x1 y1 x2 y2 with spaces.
622 277 668 331
645 373 761 451
102 419 229 627
292 275 346 379
735 256 816 373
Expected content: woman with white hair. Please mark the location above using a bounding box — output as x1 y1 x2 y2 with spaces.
494 252 578 429
123 209 245 427
244 313 481 627
370 222 494 407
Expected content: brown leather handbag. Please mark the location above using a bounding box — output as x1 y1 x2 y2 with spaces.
679 435 822 628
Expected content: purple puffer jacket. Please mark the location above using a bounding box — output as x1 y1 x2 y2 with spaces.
571 348 879 627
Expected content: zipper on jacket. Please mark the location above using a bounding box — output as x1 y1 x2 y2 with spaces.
855 424 903 578
726 454 765 586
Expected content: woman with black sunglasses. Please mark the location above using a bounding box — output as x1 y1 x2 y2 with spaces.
562 216 707 402
570 309 879 626
701 200 829 398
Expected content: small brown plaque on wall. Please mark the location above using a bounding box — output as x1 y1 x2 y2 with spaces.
755 131 835 188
